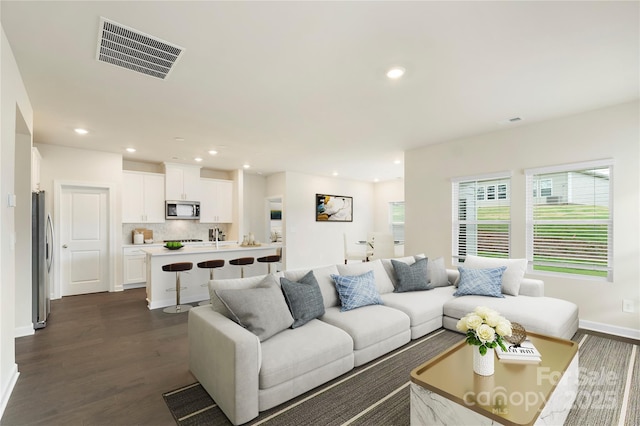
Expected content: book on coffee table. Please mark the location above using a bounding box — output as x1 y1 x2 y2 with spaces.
496 339 541 362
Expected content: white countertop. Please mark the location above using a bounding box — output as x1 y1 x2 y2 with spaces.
141 243 281 256
123 241 239 248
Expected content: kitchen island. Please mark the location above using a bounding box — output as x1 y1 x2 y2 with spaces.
143 244 281 310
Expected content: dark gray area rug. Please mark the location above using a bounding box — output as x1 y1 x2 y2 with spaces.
163 329 639 426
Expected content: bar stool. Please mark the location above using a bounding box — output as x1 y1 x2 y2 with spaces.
229 257 254 278
257 254 281 274
162 262 193 314
197 259 225 306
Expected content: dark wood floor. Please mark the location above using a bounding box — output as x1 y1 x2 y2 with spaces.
1 288 194 426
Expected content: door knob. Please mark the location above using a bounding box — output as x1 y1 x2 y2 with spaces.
62 244 68 248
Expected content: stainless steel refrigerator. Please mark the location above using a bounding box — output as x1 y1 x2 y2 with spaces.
32 191 53 329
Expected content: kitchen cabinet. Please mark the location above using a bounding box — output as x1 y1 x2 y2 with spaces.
123 247 147 287
31 147 42 191
122 171 165 223
164 163 201 201
200 178 233 223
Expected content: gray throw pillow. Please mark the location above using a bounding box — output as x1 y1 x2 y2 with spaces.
427 257 450 287
391 257 432 292
280 271 325 328
215 274 294 341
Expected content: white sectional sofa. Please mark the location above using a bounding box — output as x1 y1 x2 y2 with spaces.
188 255 579 425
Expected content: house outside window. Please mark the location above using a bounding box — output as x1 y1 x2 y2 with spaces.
452 173 511 264
389 202 405 242
525 160 613 281
486 185 496 200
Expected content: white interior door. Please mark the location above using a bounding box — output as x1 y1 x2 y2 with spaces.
60 186 109 296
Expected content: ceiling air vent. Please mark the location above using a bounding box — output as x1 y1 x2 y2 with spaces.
96 17 184 80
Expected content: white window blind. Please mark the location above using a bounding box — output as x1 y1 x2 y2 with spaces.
389 202 405 242
452 173 511 264
525 160 613 280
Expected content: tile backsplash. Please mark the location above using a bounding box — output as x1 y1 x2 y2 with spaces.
123 222 230 244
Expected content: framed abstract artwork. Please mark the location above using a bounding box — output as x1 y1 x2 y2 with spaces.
316 194 353 222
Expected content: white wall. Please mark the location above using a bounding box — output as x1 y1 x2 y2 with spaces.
1 23 34 418
35 144 124 296
14 130 31 336
405 101 640 335
242 173 267 245
283 171 375 270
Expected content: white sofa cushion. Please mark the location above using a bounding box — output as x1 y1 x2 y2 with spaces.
259 319 354 389
443 294 579 339
381 286 456 329
320 305 409 351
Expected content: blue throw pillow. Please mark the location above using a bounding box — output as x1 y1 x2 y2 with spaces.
331 270 384 312
453 266 506 298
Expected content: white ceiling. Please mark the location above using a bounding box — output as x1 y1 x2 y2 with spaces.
2 1 638 182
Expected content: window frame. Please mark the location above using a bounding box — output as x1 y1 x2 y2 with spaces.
525 159 613 282
451 172 512 265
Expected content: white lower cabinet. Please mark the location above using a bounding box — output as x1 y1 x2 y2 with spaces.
123 247 147 288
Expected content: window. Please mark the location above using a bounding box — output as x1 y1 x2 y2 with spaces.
497 184 507 200
526 160 613 280
476 186 485 201
452 173 511 264
389 201 405 242
486 185 496 200
540 179 553 197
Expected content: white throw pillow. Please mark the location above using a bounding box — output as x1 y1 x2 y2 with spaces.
461 255 527 296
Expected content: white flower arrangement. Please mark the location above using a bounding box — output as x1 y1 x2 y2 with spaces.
456 306 513 356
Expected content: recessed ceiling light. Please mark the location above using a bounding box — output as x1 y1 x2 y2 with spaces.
74 128 89 135
126 148 136 153
174 137 185 142
243 164 251 169
332 171 339 176
208 150 218 155
194 157 203 162
374 178 380 182
386 67 405 79
394 159 402 165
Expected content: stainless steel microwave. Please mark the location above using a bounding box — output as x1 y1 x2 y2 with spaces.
166 200 200 220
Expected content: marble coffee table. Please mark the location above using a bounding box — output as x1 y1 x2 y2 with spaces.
410 331 578 426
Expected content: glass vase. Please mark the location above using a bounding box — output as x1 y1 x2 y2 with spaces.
473 346 495 376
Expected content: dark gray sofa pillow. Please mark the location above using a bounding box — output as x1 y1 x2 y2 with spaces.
280 270 325 328
391 257 432 292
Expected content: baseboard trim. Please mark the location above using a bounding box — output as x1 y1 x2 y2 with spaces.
14 325 35 338
0 364 19 419
579 319 640 341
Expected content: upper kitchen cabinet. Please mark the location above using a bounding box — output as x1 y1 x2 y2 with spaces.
164 163 201 201
122 171 165 223
200 178 233 223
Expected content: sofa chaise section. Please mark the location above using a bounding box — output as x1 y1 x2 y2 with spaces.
441 270 579 340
